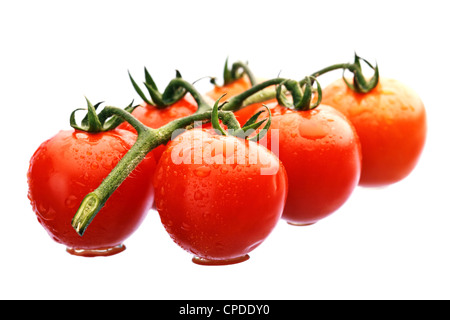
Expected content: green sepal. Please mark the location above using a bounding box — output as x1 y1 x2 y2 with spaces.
70 97 103 132
246 104 272 142
130 68 188 109
275 80 292 109
232 104 272 142
242 109 267 128
70 98 137 133
211 58 257 87
344 53 379 93
276 77 322 111
211 94 228 136
129 71 154 106
101 100 139 131
161 70 187 105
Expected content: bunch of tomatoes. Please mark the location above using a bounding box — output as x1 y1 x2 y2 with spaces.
27 54 427 265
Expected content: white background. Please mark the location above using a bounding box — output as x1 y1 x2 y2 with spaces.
1 0 449 300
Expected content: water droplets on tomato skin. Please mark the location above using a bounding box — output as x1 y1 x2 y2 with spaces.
65 195 78 209
36 202 56 221
193 166 211 178
181 222 191 232
194 190 204 201
90 161 99 170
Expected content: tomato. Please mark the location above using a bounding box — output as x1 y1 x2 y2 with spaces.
322 77 427 187
118 94 198 161
27 129 156 257
257 102 362 226
153 128 288 265
206 76 253 101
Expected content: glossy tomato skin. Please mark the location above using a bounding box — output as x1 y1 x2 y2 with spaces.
27 129 156 256
259 102 362 225
206 76 253 101
153 128 288 265
322 78 427 187
118 94 198 162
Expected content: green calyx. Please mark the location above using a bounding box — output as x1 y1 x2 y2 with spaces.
70 98 137 133
130 68 212 113
129 68 187 109
210 58 258 87
306 53 379 94
211 94 272 142
276 76 322 111
344 53 379 93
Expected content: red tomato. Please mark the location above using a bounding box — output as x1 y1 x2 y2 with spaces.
118 94 198 161
27 129 156 257
257 102 362 226
153 128 288 265
322 78 427 187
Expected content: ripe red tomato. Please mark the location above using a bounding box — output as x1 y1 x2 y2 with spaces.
257 102 362 226
27 129 156 257
118 94 198 161
322 77 427 187
153 128 288 265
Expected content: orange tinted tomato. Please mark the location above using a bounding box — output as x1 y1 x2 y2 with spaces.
153 128 288 265
258 102 362 225
206 76 253 101
27 129 156 256
322 78 427 187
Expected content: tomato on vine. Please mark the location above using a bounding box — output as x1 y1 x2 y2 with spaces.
27 99 156 256
153 99 288 265
118 69 198 161
206 59 277 126
206 59 255 101
251 78 362 225
321 55 427 186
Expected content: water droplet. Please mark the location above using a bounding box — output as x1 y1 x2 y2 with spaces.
165 220 173 227
215 241 225 251
194 190 204 200
298 120 328 140
194 166 211 177
65 195 78 209
181 222 191 231
37 203 56 221
90 161 99 169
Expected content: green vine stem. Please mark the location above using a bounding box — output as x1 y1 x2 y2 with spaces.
300 53 379 93
229 53 379 109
